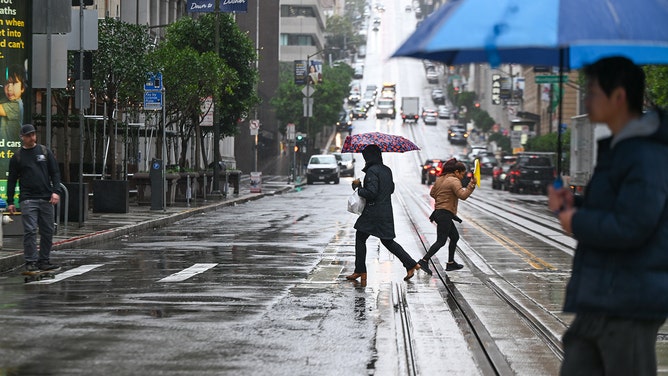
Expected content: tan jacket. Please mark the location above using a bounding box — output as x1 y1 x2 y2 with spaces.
430 173 475 215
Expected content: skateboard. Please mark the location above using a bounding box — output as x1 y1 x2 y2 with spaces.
21 268 61 283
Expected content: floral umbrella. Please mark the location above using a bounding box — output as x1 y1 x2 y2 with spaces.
341 132 420 153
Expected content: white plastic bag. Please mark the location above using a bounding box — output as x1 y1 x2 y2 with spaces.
347 190 366 215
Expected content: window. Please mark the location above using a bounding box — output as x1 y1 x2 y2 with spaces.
281 5 315 18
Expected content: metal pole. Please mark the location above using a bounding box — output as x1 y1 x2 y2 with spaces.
254 0 259 172
162 86 166 212
78 4 85 227
211 1 222 197
46 0 52 149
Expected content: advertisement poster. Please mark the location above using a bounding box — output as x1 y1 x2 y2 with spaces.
0 1 31 201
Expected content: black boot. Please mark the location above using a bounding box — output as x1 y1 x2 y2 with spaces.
418 259 433 275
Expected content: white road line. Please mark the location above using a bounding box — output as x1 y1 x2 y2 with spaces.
158 263 218 282
30 264 104 284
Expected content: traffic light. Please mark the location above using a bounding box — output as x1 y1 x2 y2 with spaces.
474 102 480 108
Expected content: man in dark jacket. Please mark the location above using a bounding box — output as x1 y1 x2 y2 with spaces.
7 124 62 272
345 144 421 284
549 57 668 375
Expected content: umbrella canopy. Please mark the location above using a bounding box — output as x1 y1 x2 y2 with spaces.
393 0 668 69
341 132 420 153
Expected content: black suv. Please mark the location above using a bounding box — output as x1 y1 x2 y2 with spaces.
505 152 556 194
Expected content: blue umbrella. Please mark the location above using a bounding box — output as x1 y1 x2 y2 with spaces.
392 0 668 176
393 0 668 69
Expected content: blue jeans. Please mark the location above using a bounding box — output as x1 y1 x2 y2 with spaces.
20 199 55 263
560 313 666 376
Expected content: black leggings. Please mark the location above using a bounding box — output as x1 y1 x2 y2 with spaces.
424 210 459 262
354 230 417 273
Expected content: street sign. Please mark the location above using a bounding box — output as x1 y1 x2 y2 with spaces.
302 86 315 97
144 91 163 110
145 72 163 91
249 119 259 136
303 97 313 117
286 123 295 140
535 75 568 84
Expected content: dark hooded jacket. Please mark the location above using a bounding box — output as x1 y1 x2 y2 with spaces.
354 145 396 239
564 110 668 318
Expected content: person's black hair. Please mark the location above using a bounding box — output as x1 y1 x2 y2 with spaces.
584 56 644 115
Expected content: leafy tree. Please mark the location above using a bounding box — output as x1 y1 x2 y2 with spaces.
148 43 236 170
525 128 571 172
162 14 259 141
271 62 353 139
645 65 668 108
93 18 152 178
488 133 511 155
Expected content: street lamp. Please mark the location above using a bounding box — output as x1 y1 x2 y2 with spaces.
304 48 337 145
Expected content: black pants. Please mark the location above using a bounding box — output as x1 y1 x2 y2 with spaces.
354 230 417 273
560 313 665 376
424 209 459 262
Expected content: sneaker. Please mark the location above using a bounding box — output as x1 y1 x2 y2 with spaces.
445 262 463 271
37 261 60 271
418 259 433 276
25 262 39 272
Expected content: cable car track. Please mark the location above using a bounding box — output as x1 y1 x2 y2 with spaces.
391 181 568 374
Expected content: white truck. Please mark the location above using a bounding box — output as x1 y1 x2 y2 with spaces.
401 97 420 124
569 114 612 193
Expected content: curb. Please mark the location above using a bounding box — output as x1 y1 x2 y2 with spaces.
0 186 294 273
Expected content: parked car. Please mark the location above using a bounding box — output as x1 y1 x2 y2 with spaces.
431 88 445 105
333 152 355 177
421 159 444 185
306 154 340 185
437 105 451 119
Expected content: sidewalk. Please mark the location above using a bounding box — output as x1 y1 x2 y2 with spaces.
0 178 295 273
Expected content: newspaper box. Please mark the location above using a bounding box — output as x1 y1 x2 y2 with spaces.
250 172 262 193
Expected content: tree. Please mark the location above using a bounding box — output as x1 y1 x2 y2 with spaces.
271 62 353 138
148 43 236 170
162 14 259 140
93 18 152 178
645 66 668 108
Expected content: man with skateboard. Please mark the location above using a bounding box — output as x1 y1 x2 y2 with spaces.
7 124 62 272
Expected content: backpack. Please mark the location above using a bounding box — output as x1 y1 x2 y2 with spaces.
15 144 48 163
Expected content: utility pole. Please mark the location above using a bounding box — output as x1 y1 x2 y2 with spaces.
211 1 223 197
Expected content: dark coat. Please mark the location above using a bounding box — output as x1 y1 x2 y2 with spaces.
565 110 668 319
354 147 396 239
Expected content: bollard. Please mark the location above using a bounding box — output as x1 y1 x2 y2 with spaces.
186 175 192 207
0 198 6 249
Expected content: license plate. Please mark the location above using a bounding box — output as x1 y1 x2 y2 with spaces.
318 176 325 180
533 180 540 185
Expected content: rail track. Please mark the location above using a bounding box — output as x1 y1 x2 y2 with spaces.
392 179 572 374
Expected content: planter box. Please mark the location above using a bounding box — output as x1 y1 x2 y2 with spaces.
93 180 129 213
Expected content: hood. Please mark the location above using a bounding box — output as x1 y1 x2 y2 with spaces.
612 110 667 148
361 144 382 172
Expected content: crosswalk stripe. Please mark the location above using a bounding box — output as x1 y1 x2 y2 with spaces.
30 264 104 284
158 263 218 282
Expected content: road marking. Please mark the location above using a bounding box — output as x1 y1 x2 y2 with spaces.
158 263 218 282
31 264 104 284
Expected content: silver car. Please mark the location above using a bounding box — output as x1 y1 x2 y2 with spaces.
333 152 355 177
306 154 340 185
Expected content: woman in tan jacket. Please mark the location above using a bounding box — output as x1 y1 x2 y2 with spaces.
418 159 476 275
